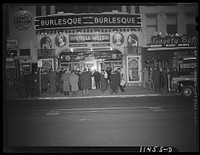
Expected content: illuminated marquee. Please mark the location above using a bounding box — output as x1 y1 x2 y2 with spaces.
69 34 110 43
35 13 142 30
149 32 197 47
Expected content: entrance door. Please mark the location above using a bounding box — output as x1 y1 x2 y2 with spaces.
39 58 54 72
83 59 103 72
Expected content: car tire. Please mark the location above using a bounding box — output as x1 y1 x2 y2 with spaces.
181 85 194 98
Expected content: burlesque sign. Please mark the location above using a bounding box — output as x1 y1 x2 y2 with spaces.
69 34 110 43
149 32 197 47
35 13 142 30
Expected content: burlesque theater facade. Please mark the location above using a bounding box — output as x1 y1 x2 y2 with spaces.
35 12 143 85
6 4 198 87
6 5 143 86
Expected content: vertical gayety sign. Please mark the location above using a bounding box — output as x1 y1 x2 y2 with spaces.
126 56 141 83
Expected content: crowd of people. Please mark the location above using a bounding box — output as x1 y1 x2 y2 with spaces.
15 67 126 98
142 66 180 93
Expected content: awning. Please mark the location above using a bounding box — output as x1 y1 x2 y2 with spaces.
59 48 122 62
147 46 197 51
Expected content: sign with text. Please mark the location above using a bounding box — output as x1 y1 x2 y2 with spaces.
69 44 87 47
149 32 197 47
35 13 142 30
7 40 18 49
37 49 55 59
92 43 110 47
69 34 110 43
14 10 32 30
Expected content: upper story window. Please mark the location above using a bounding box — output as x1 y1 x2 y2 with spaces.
166 14 177 34
36 5 41 16
55 5 121 13
135 6 140 13
185 12 196 37
146 14 157 44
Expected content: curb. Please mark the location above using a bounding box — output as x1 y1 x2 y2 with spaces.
7 93 175 101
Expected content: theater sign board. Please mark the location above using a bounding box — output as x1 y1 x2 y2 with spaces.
149 32 197 47
35 13 142 30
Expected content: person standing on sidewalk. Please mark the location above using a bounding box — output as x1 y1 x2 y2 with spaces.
110 70 118 94
88 69 92 90
116 68 125 92
100 70 107 93
162 67 168 92
41 71 48 93
80 68 90 95
148 67 154 90
171 67 179 78
106 67 112 86
142 67 149 89
159 67 164 90
166 68 171 92
104 70 108 89
16 71 25 97
93 70 100 90
152 67 161 93
61 69 70 96
48 69 57 95
32 71 40 97
24 71 32 97
69 70 79 96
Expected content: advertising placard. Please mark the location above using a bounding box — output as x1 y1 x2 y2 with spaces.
7 40 18 49
69 34 110 43
14 10 32 30
127 56 141 83
149 32 197 47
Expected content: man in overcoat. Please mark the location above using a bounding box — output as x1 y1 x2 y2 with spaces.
152 67 161 93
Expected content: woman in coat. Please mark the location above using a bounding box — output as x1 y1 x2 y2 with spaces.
69 70 79 95
61 69 70 96
100 70 107 93
80 68 91 95
41 71 48 93
110 71 118 94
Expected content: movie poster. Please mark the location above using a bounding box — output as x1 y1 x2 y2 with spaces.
127 56 141 83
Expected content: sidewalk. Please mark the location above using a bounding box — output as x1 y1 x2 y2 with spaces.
5 86 175 100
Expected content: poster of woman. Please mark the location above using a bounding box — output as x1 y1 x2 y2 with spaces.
127 56 141 83
40 36 52 49
55 33 66 47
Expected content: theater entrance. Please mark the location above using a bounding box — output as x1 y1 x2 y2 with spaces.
58 48 122 72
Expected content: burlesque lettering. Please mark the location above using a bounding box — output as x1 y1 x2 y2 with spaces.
35 14 142 30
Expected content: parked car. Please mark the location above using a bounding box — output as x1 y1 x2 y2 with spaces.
171 75 195 98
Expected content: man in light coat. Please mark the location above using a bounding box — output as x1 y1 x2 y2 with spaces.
69 70 79 96
61 69 70 96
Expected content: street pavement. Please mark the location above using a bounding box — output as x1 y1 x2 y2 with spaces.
5 96 197 152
